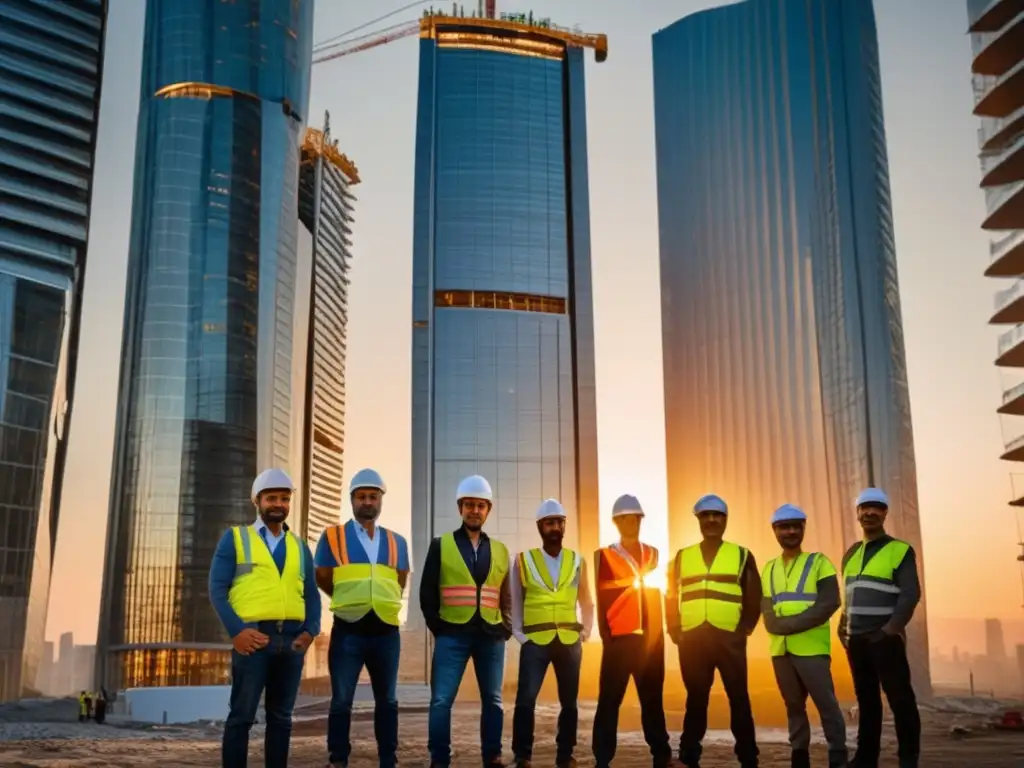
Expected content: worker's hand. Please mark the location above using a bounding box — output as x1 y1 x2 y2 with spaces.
291 631 314 653
233 628 269 655
580 630 590 643
880 625 904 641
513 631 529 645
668 628 683 646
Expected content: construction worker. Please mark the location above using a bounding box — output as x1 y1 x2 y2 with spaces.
839 488 921 768
419 474 511 768
208 468 320 768
591 494 673 768
77 690 87 722
510 498 595 768
760 504 847 768
314 468 410 768
667 493 761 768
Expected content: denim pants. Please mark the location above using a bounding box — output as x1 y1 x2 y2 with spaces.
428 632 506 766
327 622 400 767
511 638 582 763
222 623 307 768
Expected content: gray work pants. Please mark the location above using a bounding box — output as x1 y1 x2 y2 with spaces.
772 654 848 764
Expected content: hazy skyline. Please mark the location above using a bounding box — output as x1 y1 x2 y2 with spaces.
46 0 1023 649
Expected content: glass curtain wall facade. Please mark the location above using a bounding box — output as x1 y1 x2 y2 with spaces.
407 13 602 679
96 0 313 690
0 0 106 702
653 0 929 688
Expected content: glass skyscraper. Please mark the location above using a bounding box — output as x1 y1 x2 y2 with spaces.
0 0 106 702
653 0 929 687
96 0 313 690
407 11 605 674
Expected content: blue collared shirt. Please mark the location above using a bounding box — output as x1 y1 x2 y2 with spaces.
208 521 321 639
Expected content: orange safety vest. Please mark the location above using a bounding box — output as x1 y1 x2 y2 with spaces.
596 542 659 636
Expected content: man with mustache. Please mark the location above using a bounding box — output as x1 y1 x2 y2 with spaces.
208 468 320 768
839 488 922 768
666 493 762 768
509 498 595 768
760 504 847 768
314 468 410 768
419 474 512 768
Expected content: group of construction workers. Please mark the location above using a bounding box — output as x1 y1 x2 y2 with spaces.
209 467 921 768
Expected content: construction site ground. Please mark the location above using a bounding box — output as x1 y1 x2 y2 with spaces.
1 696 1022 767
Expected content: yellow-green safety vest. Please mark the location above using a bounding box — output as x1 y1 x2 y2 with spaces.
519 547 583 645
842 539 910 631
761 552 835 656
228 525 306 623
325 521 404 626
675 541 747 632
438 532 508 625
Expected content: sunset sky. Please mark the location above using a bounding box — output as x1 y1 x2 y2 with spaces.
46 0 1024 652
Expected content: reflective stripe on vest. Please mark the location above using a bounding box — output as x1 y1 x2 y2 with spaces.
676 541 746 632
438 532 508 625
228 525 306 623
762 552 831 657
843 539 909 621
596 542 657 636
520 548 582 645
325 521 403 626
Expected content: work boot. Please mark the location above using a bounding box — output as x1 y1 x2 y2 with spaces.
791 749 811 768
515 761 532 768
897 758 919 768
555 758 577 768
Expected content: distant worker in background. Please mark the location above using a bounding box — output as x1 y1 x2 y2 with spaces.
591 494 673 768
419 474 511 768
839 488 921 768
209 468 320 768
510 498 595 768
667 493 761 768
315 468 411 768
94 689 108 725
760 504 847 768
77 690 88 722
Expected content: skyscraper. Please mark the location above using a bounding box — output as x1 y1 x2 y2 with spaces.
407 10 606 670
653 0 929 688
96 0 313 690
0 0 106 702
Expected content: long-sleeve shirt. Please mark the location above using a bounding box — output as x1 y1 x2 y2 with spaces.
665 543 762 637
838 535 921 638
208 523 321 639
418 525 512 640
759 555 841 636
509 549 595 644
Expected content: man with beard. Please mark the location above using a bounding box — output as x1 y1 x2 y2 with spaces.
760 504 846 768
314 468 410 768
419 474 511 768
839 488 922 768
509 499 595 768
209 468 320 768
591 494 673 768
666 493 761 768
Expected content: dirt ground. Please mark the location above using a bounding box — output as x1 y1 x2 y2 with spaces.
2 703 1023 767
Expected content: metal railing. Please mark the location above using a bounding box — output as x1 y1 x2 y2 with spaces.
992 229 1024 264
995 277 1024 313
998 322 1024 355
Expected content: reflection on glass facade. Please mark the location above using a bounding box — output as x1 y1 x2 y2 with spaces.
297 114 357 548
408 14 603 674
97 0 314 690
0 0 106 702
653 0 929 688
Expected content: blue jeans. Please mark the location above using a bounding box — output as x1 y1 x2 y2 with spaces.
327 623 400 767
222 623 307 768
428 633 506 766
512 639 582 763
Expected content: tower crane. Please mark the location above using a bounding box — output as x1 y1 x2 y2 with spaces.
312 1 607 66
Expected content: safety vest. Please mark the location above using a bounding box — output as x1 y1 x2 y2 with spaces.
843 538 910 630
596 542 658 636
228 525 306 623
519 547 583 645
674 541 747 632
761 552 833 656
324 520 404 626
438 532 508 625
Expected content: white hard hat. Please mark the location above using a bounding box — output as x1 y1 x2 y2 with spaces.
855 487 889 508
456 474 493 503
611 494 644 518
536 498 566 521
251 468 294 503
350 467 386 494
771 503 807 525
